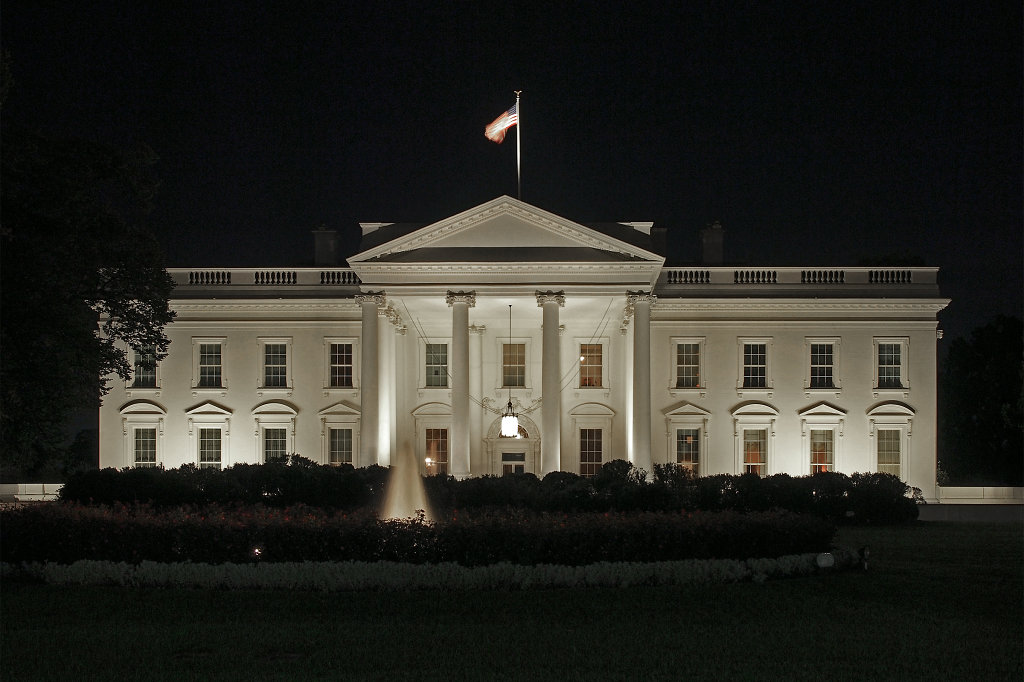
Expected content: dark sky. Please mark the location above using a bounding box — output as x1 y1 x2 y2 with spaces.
2 1 1020 341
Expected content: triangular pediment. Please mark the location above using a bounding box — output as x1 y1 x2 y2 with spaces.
318 401 360 417
664 401 712 418
798 402 847 418
350 196 663 265
186 401 232 416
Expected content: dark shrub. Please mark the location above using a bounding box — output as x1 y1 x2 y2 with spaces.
846 472 918 524
539 470 595 511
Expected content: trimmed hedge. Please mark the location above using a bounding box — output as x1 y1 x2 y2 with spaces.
57 458 920 524
0 504 834 566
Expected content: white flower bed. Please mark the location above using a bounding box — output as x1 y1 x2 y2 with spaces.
2 549 858 591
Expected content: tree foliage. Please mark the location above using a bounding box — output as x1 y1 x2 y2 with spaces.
1 73 175 475
938 315 1023 485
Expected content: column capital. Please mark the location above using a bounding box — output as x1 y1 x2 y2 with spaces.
536 290 566 307
624 290 656 318
469 324 487 335
355 292 387 308
446 290 477 307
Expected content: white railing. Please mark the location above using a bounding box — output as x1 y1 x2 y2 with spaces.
659 266 937 287
172 268 361 287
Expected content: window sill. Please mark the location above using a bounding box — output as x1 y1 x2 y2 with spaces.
872 387 909 399
803 387 842 399
257 388 293 398
574 387 611 399
668 387 708 399
126 388 162 398
322 387 359 398
736 388 774 398
191 387 227 397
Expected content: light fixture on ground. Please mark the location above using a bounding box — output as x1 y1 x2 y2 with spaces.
500 304 519 437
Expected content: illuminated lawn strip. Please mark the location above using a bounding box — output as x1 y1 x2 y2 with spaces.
2 549 858 591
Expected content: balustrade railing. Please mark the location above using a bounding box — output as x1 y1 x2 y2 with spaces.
172 268 361 287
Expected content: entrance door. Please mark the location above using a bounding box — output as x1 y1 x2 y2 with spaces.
502 451 526 475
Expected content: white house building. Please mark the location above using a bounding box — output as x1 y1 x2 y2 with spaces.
99 196 949 500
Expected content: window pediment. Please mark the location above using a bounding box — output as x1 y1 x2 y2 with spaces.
318 401 360 417
412 402 452 417
186 401 232 416
731 401 779 418
120 400 166 416
569 402 615 417
867 401 915 417
664 401 711 418
798 402 847 418
252 401 298 416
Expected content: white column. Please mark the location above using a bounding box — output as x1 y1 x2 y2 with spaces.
357 292 385 468
469 324 486 473
447 291 475 479
628 291 655 475
537 291 565 475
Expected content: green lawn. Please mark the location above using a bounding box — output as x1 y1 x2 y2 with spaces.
3 522 1021 681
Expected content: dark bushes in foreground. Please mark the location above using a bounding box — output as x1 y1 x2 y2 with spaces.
0 504 834 566
58 458 919 524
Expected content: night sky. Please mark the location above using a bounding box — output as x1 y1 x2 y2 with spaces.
2 1 1020 342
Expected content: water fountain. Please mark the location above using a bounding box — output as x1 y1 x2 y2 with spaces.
381 441 433 521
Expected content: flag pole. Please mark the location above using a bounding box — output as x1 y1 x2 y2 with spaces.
514 90 522 200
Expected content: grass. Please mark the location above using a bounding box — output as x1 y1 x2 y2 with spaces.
2 522 1021 681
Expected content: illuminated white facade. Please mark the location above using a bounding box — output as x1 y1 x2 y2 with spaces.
99 197 949 499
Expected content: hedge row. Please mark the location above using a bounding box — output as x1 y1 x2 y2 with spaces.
58 458 920 524
0 504 834 566
2 550 860 590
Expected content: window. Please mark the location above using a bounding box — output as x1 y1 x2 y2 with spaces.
263 427 288 460
742 343 767 388
579 428 603 477
676 343 701 388
425 343 448 388
132 346 157 388
502 451 526 475
742 429 767 476
264 343 288 387
676 428 700 474
579 343 602 387
328 428 353 466
425 428 448 475
877 429 901 476
810 343 834 388
134 427 157 468
198 342 223 388
810 429 834 473
877 342 904 389
198 428 222 469
503 343 526 387
329 343 353 388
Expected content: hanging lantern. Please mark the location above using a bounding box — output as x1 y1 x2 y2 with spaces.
500 304 519 437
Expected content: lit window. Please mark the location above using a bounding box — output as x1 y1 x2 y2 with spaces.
676 343 701 388
425 344 448 388
877 429 901 476
743 429 767 476
133 346 157 388
264 344 288 388
134 428 157 468
810 343 834 389
810 429 834 473
330 343 353 388
198 343 222 387
198 428 222 469
743 343 767 388
264 428 288 461
580 428 603 477
329 428 353 466
503 343 526 387
877 343 903 389
579 344 602 387
425 428 448 475
676 428 700 474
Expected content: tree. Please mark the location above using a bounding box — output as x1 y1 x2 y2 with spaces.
938 316 1023 485
1 69 175 476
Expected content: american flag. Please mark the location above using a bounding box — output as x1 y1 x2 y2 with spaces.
485 103 518 143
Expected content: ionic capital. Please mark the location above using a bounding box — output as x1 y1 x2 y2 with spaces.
446 290 477 308
355 292 387 308
536 290 566 307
